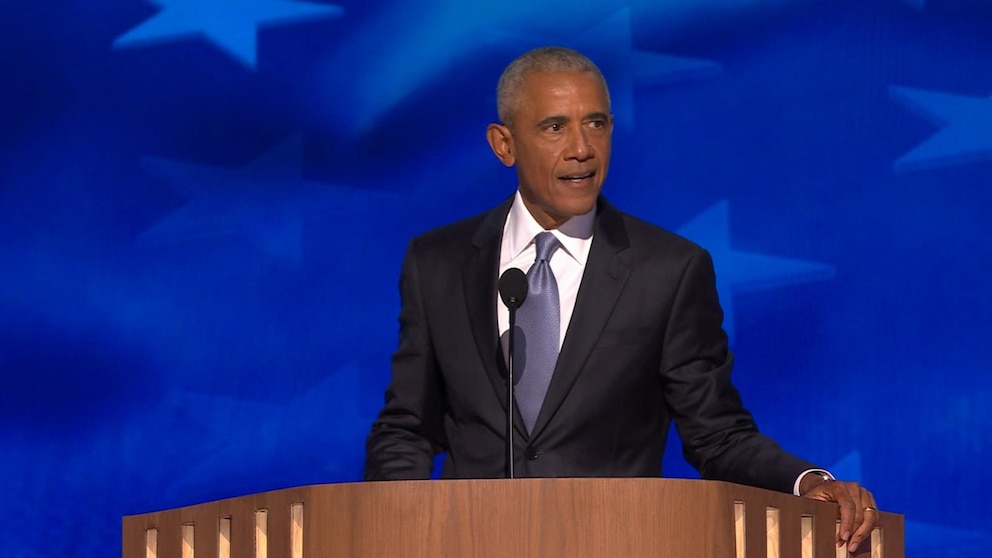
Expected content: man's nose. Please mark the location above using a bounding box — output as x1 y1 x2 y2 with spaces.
564 126 593 160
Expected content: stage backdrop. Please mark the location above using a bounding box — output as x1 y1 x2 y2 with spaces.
1 0 989 555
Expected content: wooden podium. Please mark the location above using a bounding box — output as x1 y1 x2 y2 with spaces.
123 479 903 558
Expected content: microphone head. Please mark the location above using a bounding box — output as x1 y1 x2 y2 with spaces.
498 268 528 309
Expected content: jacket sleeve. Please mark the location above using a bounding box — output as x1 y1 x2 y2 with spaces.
661 248 817 493
364 239 448 480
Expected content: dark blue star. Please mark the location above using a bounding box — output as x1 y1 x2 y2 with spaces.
677 200 835 340
114 0 343 68
891 86 992 171
154 361 370 496
137 136 393 263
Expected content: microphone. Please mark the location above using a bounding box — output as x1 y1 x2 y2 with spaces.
499 268 528 309
497 268 528 478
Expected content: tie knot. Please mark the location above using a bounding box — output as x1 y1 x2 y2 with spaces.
533 232 560 263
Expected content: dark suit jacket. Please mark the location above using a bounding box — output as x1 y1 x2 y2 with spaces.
365 196 817 493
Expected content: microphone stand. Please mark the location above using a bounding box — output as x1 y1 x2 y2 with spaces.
498 267 526 479
506 305 517 479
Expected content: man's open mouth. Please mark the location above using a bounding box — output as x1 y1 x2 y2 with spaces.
559 171 595 183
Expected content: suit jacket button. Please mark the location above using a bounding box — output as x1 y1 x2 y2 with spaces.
525 447 539 460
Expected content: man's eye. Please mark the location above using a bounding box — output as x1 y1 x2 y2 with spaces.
547 123 561 132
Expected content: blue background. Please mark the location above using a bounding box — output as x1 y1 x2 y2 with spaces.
2 0 990 555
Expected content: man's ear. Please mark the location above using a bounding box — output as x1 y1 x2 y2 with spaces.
486 123 515 167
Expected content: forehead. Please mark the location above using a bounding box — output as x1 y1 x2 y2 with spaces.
517 71 610 116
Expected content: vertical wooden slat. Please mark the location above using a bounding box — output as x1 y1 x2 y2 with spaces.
146 529 158 558
290 503 303 558
872 528 883 558
800 515 812 558
735 502 745 558
256 510 268 558
218 517 231 558
181 524 195 558
836 522 849 558
766 507 780 558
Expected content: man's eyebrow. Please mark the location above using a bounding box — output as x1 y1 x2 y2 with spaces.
585 111 610 121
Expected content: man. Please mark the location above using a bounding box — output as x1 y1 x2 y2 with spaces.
365 46 877 552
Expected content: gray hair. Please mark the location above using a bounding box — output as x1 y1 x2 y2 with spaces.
496 46 610 127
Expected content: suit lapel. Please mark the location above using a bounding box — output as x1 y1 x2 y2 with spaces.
462 196 530 439
530 199 631 438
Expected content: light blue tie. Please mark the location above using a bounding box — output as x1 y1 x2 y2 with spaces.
514 232 561 433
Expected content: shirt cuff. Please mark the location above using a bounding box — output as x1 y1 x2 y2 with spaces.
793 468 836 496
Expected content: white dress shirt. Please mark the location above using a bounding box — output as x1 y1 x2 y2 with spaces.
497 191 595 349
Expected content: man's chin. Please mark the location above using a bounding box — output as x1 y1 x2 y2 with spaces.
548 199 598 223
563 192 600 215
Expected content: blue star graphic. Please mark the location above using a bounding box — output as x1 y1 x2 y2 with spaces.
827 451 863 483
573 8 723 130
316 4 719 134
113 0 343 68
676 200 834 340
890 86 992 171
137 136 393 263
478 7 723 131
156 361 370 496
315 1 610 133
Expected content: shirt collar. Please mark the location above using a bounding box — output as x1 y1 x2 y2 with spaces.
505 190 596 265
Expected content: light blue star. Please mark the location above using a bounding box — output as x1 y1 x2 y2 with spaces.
113 0 343 69
890 86 992 171
827 451 863 483
315 4 719 134
676 200 834 340
478 8 722 130
137 136 393 263
573 8 723 130
315 1 611 134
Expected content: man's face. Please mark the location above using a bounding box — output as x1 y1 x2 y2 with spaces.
488 71 613 229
